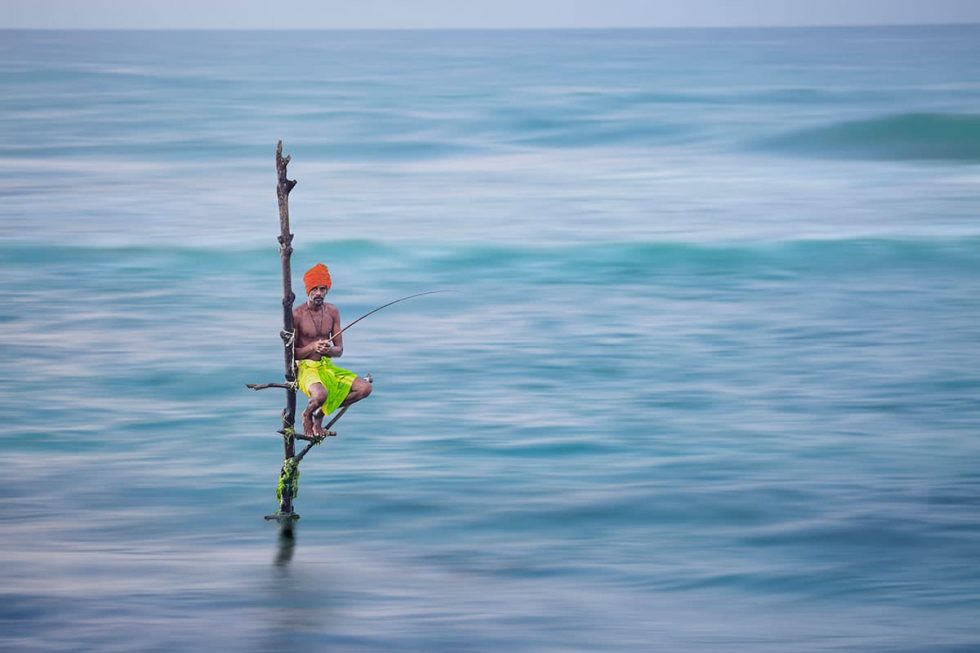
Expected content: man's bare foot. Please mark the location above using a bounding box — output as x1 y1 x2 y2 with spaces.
302 411 315 436
310 412 327 437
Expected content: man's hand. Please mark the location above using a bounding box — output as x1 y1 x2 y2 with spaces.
314 339 334 356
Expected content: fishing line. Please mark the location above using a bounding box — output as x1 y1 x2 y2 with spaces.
332 290 450 340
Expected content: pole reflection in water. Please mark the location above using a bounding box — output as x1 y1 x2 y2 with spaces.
275 524 296 568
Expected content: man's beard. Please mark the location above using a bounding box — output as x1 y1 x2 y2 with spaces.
312 296 324 306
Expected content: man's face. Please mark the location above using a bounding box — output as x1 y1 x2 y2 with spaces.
309 285 329 306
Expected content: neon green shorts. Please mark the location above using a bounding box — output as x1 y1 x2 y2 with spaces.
296 357 358 415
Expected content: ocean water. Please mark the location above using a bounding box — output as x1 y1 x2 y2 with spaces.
1 26 979 652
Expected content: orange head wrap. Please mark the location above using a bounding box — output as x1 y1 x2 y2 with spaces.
304 263 332 294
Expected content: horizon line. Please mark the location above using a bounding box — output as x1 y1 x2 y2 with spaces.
1 21 978 32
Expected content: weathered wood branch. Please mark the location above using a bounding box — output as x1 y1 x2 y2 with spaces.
278 429 337 442
323 404 350 432
295 434 325 463
263 142 354 524
274 140 299 518
246 382 296 391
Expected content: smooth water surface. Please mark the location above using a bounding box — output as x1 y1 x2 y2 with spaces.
1 27 979 652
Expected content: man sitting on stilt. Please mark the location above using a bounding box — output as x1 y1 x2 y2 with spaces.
293 263 372 436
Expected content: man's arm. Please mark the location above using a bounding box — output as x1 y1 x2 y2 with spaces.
327 304 344 358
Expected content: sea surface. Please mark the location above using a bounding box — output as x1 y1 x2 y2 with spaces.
1 26 979 652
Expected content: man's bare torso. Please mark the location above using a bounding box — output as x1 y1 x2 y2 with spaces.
294 302 339 361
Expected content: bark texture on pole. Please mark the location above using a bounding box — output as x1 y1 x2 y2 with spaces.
274 140 299 519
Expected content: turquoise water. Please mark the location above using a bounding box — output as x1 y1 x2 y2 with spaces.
1 27 979 652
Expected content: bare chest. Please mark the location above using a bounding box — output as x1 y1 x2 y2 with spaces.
296 306 336 343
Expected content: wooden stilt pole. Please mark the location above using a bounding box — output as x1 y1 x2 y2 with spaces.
249 142 381 523
270 140 300 522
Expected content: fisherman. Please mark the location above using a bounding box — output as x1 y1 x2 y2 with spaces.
294 263 372 436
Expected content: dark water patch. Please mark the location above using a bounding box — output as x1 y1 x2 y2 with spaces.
485 439 618 459
740 87 883 105
744 512 939 553
304 138 475 161
468 489 776 538
756 112 980 162
0 136 475 163
0 240 398 270
490 108 692 148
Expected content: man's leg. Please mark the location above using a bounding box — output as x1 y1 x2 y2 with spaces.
341 376 372 408
302 382 328 436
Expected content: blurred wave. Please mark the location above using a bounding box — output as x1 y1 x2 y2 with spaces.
756 112 980 161
4 236 978 283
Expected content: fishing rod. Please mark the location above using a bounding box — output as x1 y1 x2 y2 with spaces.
250 290 448 393
299 291 447 431
330 289 449 341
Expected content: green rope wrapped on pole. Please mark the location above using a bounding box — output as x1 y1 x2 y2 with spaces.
276 458 300 502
